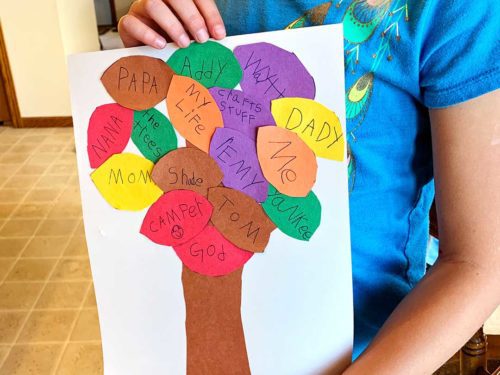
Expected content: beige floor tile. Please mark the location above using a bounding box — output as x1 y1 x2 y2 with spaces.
67 175 80 186
36 174 70 189
0 135 20 145
27 128 57 135
74 220 85 236
0 259 15 279
57 187 81 204
3 175 40 189
56 342 103 375
38 143 63 153
22 237 69 258
8 144 37 154
36 219 78 236
0 189 28 204
16 164 48 175
21 134 48 144
0 282 44 309
43 134 69 144
47 202 82 219
12 203 52 219
0 312 27 344
57 152 77 164
0 238 29 257
0 219 40 237
25 153 59 167
24 188 62 203
0 153 31 164
0 175 10 188
84 285 97 307
51 258 92 281
0 164 21 175
64 235 88 257
6 259 57 281
17 310 78 343
0 344 63 374
0 203 17 219
36 282 89 309
70 309 101 341
47 163 77 175
0 345 10 365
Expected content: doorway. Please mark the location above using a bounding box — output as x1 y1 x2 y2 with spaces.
0 21 21 128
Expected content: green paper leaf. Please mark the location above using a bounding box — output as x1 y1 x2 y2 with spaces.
132 108 177 163
167 41 242 89
262 185 321 241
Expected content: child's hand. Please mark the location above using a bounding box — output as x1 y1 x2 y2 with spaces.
118 0 226 49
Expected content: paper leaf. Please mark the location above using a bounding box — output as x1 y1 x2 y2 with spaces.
140 190 213 246
208 187 276 253
209 128 268 202
271 98 344 161
131 108 177 163
152 147 223 196
87 103 133 168
101 56 174 111
173 225 253 276
262 185 321 241
208 87 274 140
167 41 242 88
90 153 162 211
233 42 315 105
166 75 223 152
257 126 317 197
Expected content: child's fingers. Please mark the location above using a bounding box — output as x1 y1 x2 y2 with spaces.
138 0 191 48
167 0 210 43
118 14 167 49
194 0 226 40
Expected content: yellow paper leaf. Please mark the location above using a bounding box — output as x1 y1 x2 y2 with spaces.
91 153 162 211
271 98 344 161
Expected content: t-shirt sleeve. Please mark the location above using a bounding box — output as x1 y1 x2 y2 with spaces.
419 0 500 108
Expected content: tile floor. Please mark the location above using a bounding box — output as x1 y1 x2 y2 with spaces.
0 126 102 374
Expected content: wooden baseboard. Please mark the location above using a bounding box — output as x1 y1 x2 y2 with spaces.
21 116 73 128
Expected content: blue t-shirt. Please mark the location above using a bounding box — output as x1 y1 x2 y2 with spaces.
216 0 500 359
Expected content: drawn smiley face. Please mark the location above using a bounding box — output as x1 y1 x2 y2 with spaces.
171 225 185 240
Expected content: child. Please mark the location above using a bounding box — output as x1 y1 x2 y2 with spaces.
119 0 500 373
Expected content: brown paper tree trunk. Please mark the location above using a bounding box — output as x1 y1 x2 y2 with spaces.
182 265 251 375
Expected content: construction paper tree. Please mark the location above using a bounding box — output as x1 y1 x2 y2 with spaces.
88 41 344 374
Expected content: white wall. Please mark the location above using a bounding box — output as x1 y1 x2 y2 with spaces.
57 0 101 56
0 0 100 118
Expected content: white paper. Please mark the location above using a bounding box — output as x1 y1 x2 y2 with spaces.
68 24 352 375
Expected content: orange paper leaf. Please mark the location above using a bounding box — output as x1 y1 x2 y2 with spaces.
257 126 317 197
166 75 223 152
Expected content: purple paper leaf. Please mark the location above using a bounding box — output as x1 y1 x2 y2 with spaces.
209 87 275 139
209 128 269 202
233 42 316 105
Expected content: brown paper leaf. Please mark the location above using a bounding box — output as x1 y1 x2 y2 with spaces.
208 187 276 253
152 147 223 196
257 126 317 197
182 265 250 375
101 56 174 111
